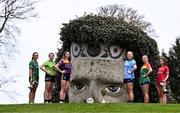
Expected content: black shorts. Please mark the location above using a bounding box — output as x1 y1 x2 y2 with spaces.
123 78 135 84
45 74 55 82
61 73 71 81
140 81 150 86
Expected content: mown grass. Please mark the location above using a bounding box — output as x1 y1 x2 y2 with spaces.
0 103 180 113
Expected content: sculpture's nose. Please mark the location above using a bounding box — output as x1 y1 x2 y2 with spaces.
86 81 102 103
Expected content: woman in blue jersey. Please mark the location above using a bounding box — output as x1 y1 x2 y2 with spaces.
124 51 137 103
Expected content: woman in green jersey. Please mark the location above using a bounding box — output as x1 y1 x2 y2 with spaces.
29 52 39 103
40 53 57 103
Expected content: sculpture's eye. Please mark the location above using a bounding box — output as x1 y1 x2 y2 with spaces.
72 43 81 57
106 85 121 93
87 44 101 57
109 45 124 59
101 85 123 97
72 83 86 92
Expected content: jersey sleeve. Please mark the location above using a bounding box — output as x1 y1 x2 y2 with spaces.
29 61 33 69
58 60 64 67
146 63 152 69
132 60 136 66
165 66 170 74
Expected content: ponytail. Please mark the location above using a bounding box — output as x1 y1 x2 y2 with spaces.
32 52 38 60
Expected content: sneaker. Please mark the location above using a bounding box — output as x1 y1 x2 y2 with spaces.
44 99 49 104
29 102 34 104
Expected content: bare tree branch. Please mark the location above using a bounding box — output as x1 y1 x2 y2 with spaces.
97 4 157 37
0 0 38 67
0 77 16 87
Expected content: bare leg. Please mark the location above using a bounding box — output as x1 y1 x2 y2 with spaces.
29 86 37 103
49 82 54 101
44 81 52 102
60 80 67 101
32 86 38 103
141 84 149 103
125 82 134 101
156 85 166 103
163 93 167 103
29 89 33 103
65 81 70 99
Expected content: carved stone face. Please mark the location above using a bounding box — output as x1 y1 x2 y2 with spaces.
69 42 126 103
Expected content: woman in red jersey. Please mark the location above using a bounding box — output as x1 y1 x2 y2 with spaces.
156 57 169 104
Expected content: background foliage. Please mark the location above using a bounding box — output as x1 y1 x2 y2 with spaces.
162 38 180 103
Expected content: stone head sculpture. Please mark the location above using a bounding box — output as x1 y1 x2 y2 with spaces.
69 42 126 103
58 15 159 103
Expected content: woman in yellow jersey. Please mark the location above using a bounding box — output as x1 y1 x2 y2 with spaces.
139 55 152 103
55 51 72 103
40 53 56 103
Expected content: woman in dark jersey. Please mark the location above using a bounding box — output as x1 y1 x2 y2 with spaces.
28 52 39 103
156 57 169 103
55 51 72 103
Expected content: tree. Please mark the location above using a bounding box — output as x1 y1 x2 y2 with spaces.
0 0 38 101
0 0 37 68
164 38 180 103
97 4 156 37
56 14 159 103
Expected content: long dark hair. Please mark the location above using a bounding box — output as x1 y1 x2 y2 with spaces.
62 51 71 62
160 57 167 66
32 52 38 60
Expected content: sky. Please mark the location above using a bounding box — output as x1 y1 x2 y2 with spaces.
0 0 180 104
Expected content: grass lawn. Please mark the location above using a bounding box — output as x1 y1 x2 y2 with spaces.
0 103 180 113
